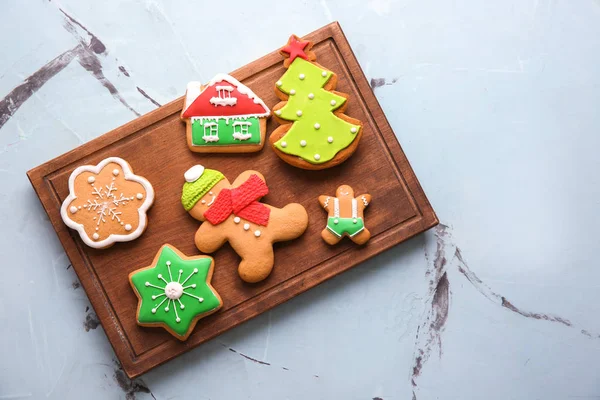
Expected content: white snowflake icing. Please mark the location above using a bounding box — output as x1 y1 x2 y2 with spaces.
82 181 136 233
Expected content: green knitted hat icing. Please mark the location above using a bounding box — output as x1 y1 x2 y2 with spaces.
181 166 224 211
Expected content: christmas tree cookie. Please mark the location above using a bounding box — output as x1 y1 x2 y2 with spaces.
129 245 223 341
60 157 154 249
270 35 363 170
181 74 271 153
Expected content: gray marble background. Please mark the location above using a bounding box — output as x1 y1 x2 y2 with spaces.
1 0 599 399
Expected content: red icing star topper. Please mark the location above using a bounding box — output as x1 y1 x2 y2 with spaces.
281 35 310 63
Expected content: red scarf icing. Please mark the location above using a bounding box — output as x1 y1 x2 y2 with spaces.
203 174 270 226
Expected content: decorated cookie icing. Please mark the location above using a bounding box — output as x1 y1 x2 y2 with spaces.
129 244 222 341
60 157 154 249
269 35 364 170
318 185 372 245
181 165 309 283
181 74 271 153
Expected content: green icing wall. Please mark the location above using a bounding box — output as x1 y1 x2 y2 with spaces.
191 116 261 146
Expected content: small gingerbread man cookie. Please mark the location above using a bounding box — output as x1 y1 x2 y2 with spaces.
181 165 309 283
318 185 371 245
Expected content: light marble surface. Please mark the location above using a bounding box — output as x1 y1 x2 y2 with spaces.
2 1 600 399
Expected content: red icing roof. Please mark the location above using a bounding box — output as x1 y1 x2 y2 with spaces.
182 77 269 118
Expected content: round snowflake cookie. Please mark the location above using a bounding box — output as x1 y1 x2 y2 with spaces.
60 157 154 249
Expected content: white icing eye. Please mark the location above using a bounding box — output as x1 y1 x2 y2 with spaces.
112 169 119 176
290 89 296 95
314 154 321 161
136 193 143 200
300 140 307 147
296 110 302 116
92 233 99 240
299 73 305 80
87 176 95 183
351 127 357 133
254 230 261 237
327 136 334 143
314 123 320 130
70 206 78 214
330 100 336 106
124 224 132 231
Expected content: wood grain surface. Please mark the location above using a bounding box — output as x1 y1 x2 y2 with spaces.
27 22 438 378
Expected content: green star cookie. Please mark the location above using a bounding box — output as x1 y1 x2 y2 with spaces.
129 244 222 340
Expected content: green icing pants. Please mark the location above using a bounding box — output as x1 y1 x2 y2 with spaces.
326 217 364 237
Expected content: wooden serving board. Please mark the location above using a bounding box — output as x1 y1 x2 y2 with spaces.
27 22 438 378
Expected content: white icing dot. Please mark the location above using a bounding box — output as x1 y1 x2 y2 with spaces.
87 176 95 183
281 141 287 148
308 93 314 99
353 218 358 223
296 110 303 116
164 306 169 311
299 73 305 80
233 216 241 223
328 136 334 143
198 298 204 303
334 218 339 224
276 80 282 86
78 206 82 209
209 191 213 195
145 282 150 286
243 223 250 231
136 193 143 200
300 140 307 147
314 154 321 161
254 230 261 237
166 261 171 266
330 100 336 106
120 222 124 225
112 169 119 176
151 308 157 314
92 233 99 240
290 89 296 95
180 304 185 309
322 71 327 77
351 127 358 133
157 274 162 279
125 224 132 231
201 199 206 204
275 110 281 115
176 317 181 323
193 268 198 273
70 206 78 214
95 227 99 231
314 123 320 130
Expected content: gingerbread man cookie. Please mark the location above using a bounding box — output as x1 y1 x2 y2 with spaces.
318 185 371 245
181 165 309 283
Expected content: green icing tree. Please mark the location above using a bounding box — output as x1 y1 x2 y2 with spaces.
273 57 361 164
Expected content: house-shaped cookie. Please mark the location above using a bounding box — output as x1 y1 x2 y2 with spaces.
181 74 271 153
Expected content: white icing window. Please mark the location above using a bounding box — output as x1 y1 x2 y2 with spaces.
210 85 237 106
232 121 252 141
203 122 219 142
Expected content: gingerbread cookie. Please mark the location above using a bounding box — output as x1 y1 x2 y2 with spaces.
60 157 154 249
319 185 371 245
181 74 271 153
181 165 309 283
129 244 222 341
269 35 364 170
